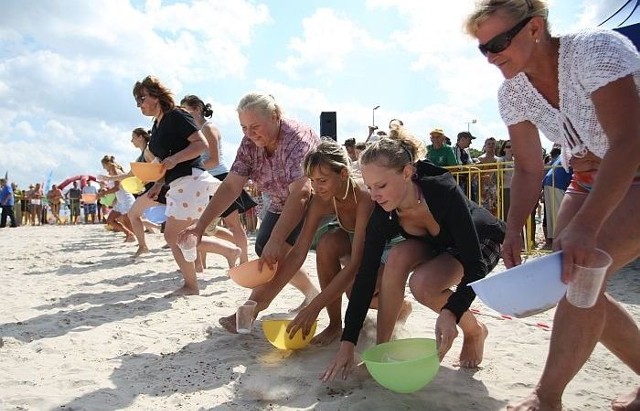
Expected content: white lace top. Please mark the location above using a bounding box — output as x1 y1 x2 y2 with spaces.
498 29 640 168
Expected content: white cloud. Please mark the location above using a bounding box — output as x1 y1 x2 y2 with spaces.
0 0 617 187
0 0 272 187
276 8 387 78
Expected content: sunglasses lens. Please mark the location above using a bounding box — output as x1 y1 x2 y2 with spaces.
479 36 509 56
486 36 509 54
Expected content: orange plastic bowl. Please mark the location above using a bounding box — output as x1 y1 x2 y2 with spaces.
130 162 166 182
228 259 277 288
81 193 97 203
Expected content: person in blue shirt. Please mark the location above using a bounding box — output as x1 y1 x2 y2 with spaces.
542 156 572 247
0 178 18 228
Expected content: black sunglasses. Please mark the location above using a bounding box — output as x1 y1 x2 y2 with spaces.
478 16 533 56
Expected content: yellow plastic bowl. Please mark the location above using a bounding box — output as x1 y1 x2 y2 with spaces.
362 338 440 393
130 162 166 182
262 319 317 350
121 176 145 194
228 259 277 288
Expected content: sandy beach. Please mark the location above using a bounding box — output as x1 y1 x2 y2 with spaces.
0 224 638 411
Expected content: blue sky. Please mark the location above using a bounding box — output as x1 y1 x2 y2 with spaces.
0 0 637 189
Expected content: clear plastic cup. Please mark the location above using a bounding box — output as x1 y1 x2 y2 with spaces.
566 248 612 308
236 300 258 334
178 234 198 263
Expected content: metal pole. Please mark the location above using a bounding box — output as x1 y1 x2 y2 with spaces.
372 105 380 127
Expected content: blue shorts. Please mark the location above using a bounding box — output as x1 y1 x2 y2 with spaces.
84 203 97 215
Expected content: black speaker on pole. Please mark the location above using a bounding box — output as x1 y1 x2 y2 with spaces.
320 111 337 141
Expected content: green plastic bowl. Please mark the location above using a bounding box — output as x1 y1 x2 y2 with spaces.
361 338 440 393
101 193 116 207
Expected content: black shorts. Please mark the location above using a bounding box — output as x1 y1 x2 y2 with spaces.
443 237 502 274
213 172 257 218
255 211 304 257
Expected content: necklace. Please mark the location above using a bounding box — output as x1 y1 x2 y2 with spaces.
338 177 351 201
333 178 356 210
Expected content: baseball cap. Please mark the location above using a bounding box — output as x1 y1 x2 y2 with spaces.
457 131 476 140
430 128 445 136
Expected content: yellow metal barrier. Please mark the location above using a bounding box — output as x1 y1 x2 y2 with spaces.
445 161 565 256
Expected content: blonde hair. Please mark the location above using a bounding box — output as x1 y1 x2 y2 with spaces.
303 138 350 177
236 92 283 119
464 0 549 36
360 136 424 172
388 127 427 159
101 155 125 174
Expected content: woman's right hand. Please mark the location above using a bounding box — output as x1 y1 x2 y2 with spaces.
145 182 163 201
177 221 204 246
501 228 523 268
320 341 356 382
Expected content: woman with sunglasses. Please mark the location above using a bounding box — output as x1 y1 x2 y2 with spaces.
133 75 239 296
465 1 640 409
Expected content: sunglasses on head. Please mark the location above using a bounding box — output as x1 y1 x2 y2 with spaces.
478 16 533 56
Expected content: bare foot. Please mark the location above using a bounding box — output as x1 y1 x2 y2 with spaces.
507 391 562 411
397 299 413 325
195 262 204 273
612 387 640 411
124 235 136 243
288 289 320 313
132 246 150 258
459 322 488 368
226 247 241 268
165 286 199 297
219 314 238 334
311 324 342 346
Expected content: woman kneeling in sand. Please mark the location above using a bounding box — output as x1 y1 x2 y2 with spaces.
322 136 506 382
219 138 412 345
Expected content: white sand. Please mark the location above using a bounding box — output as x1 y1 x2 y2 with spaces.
0 224 638 411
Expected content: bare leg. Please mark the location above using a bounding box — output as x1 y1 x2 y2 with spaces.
377 240 431 344
408 253 487 368
198 236 241 268
287 268 319 313
128 195 159 257
164 217 200 296
508 187 640 411
310 230 351 346
222 210 250 264
117 214 135 242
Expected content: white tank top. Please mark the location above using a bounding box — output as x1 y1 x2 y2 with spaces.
200 120 229 176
